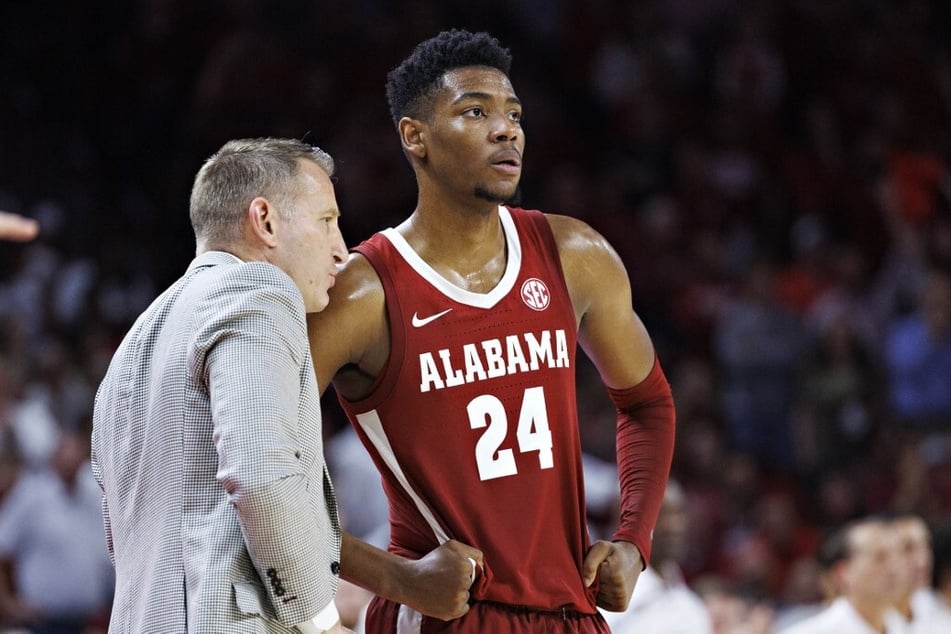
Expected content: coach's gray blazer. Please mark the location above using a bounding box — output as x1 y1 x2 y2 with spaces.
92 251 341 633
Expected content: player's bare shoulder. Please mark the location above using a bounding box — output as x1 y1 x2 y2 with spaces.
333 251 386 307
309 251 385 325
306 251 389 393
544 213 627 284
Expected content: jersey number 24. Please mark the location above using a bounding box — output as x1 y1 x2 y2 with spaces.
467 386 554 481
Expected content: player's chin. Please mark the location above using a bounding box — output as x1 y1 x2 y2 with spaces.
474 183 521 205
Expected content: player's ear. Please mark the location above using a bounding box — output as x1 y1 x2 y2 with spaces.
399 117 427 159
247 197 279 248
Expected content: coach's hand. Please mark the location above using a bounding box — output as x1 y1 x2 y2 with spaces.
583 540 642 612
401 539 483 621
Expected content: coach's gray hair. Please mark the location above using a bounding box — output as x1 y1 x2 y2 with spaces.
189 137 334 248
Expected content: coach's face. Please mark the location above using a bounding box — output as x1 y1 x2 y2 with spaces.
275 160 347 313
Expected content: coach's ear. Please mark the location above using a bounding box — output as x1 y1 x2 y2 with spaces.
399 117 427 159
247 197 279 248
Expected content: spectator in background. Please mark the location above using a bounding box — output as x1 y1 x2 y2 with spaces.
806 244 882 349
0 211 38 242
771 555 828 631
750 490 821 599
780 516 905 634
891 514 951 631
884 269 951 428
714 260 804 470
693 575 775 634
773 213 833 317
0 428 113 633
600 479 712 633
794 314 882 475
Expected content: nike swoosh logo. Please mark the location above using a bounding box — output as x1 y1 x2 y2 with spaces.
412 308 453 327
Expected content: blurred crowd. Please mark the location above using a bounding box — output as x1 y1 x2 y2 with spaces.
1 0 950 632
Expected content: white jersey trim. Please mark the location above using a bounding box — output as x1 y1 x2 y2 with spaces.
396 604 423 634
355 409 449 545
379 206 522 309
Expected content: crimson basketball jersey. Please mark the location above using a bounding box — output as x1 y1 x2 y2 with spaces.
341 206 596 614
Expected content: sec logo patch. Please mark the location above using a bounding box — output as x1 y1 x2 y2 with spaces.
521 278 550 311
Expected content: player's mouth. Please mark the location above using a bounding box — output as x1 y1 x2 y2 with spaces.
490 150 522 175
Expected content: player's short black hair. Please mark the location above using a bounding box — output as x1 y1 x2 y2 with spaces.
385 29 513 127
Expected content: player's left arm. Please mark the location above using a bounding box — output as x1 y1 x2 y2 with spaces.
548 214 676 612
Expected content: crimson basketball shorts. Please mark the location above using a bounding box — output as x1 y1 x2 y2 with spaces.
365 596 611 633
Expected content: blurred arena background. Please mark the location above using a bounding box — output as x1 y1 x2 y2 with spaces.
0 1 949 632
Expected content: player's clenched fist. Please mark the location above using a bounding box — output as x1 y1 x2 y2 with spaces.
399 539 484 621
583 539 643 612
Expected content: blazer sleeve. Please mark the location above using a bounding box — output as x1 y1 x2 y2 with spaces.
190 263 339 626
90 453 117 567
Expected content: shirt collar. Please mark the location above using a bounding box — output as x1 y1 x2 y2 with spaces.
186 250 244 272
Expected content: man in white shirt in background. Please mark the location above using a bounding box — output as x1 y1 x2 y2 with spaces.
891 513 951 632
781 516 907 634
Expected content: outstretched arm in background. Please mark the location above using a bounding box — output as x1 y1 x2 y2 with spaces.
0 211 38 242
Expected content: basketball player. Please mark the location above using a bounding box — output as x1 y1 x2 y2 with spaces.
309 30 675 632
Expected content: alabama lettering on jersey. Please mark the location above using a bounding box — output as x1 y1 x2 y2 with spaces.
340 206 596 615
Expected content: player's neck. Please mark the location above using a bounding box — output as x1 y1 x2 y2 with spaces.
397 205 508 292
402 197 502 248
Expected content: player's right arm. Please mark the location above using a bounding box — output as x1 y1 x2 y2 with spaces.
306 253 483 620
548 213 675 611
339 534 481 621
